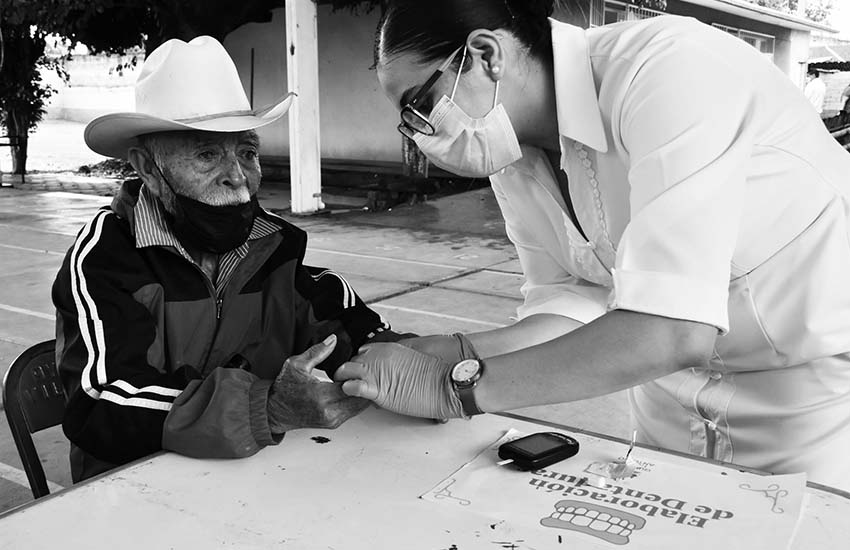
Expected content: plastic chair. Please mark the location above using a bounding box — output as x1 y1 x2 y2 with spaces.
2 340 65 498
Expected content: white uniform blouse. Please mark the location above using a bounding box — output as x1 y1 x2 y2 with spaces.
490 16 850 491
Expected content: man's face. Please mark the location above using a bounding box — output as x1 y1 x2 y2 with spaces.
150 130 262 207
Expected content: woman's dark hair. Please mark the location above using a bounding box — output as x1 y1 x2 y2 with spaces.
375 0 556 68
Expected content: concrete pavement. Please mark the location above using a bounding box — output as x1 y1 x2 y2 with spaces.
0 183 630 514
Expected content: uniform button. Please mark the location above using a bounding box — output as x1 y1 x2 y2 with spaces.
710 372 722 380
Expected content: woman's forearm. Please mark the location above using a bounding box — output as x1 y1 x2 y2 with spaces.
474 310 717 413
466 313 584 358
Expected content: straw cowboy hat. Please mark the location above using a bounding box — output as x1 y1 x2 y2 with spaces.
85 35 294 159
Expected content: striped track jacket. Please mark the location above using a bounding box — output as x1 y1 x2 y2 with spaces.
53 180 394 481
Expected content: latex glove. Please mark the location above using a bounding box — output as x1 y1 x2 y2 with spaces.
334 342 465 420
268 334 371 434
398 333 479 365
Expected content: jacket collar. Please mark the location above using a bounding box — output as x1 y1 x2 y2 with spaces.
549 18 608 153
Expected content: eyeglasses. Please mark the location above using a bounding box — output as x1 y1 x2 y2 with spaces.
398 46 465 137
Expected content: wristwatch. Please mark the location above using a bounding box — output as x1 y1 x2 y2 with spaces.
451 358 485 417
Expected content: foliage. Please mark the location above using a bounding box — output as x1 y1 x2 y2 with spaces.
0 0 382 175
742 0 834 23
803 0 834 23
77 158 136 179
0 16 68 173
629 0 668 10
327 0 383 14
36 0 381 54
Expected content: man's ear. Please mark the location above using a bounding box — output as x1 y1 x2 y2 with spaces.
127 146 165 198
466 29 507 82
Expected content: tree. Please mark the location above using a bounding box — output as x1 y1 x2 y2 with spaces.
803 0 834 23
0 1 113 174
0 6 68 175
742 0 834 23
630 0 668 10
66 0 381 52
0 0 381 175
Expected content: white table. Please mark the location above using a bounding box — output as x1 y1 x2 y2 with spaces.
1 409 848 549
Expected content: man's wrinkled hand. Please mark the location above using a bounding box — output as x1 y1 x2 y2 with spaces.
267 334 370 434
334 342 465 420
399 333 478 365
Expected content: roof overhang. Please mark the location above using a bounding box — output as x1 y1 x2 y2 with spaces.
680 0 838 33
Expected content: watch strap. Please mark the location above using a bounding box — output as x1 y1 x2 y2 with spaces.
457 385 484 417
452 332 479 361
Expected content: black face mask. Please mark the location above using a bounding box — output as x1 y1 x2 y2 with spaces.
167 192 259 254
152 162 258 254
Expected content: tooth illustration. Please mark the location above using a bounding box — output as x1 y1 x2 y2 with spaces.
572 515 593 527
540 500 647 546
589 519 610 531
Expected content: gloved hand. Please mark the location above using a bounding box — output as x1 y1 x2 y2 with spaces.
399 333 479 365
268 334 371 434
334 342 465 420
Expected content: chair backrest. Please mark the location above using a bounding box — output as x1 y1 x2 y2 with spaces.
2 340 65 499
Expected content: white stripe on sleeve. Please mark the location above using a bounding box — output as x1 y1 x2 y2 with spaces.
110 380 183 398
69 210 110 400
311 269 356 309
99 391 174 412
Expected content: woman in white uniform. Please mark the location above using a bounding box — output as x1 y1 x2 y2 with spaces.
334 0 850 491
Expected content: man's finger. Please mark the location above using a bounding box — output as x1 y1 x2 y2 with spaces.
341 379 378 400
288 334 337 373
333 361 368 382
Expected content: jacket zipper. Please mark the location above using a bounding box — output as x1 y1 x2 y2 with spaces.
183 234 282 372
187 262 222 371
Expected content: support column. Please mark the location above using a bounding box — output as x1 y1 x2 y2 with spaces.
286 0 323 214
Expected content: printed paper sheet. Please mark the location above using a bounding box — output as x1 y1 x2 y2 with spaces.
421 430 806 549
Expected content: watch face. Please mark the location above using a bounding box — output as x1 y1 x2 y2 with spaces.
452 359 481 384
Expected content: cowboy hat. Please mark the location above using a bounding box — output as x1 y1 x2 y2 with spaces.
85 35 294 159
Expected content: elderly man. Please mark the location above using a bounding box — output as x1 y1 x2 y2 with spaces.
52 36 402 481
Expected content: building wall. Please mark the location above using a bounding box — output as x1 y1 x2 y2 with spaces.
43 2 822 163
665 1 809 86
43 54 141 122
780 29 812 89
220 0 808 162
224 5 401 162
822 71 850 114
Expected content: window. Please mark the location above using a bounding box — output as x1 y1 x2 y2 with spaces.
603 1 665 25
712 24 775 61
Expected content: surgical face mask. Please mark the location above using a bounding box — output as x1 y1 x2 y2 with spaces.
412 49 523 178
152 161 258 254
